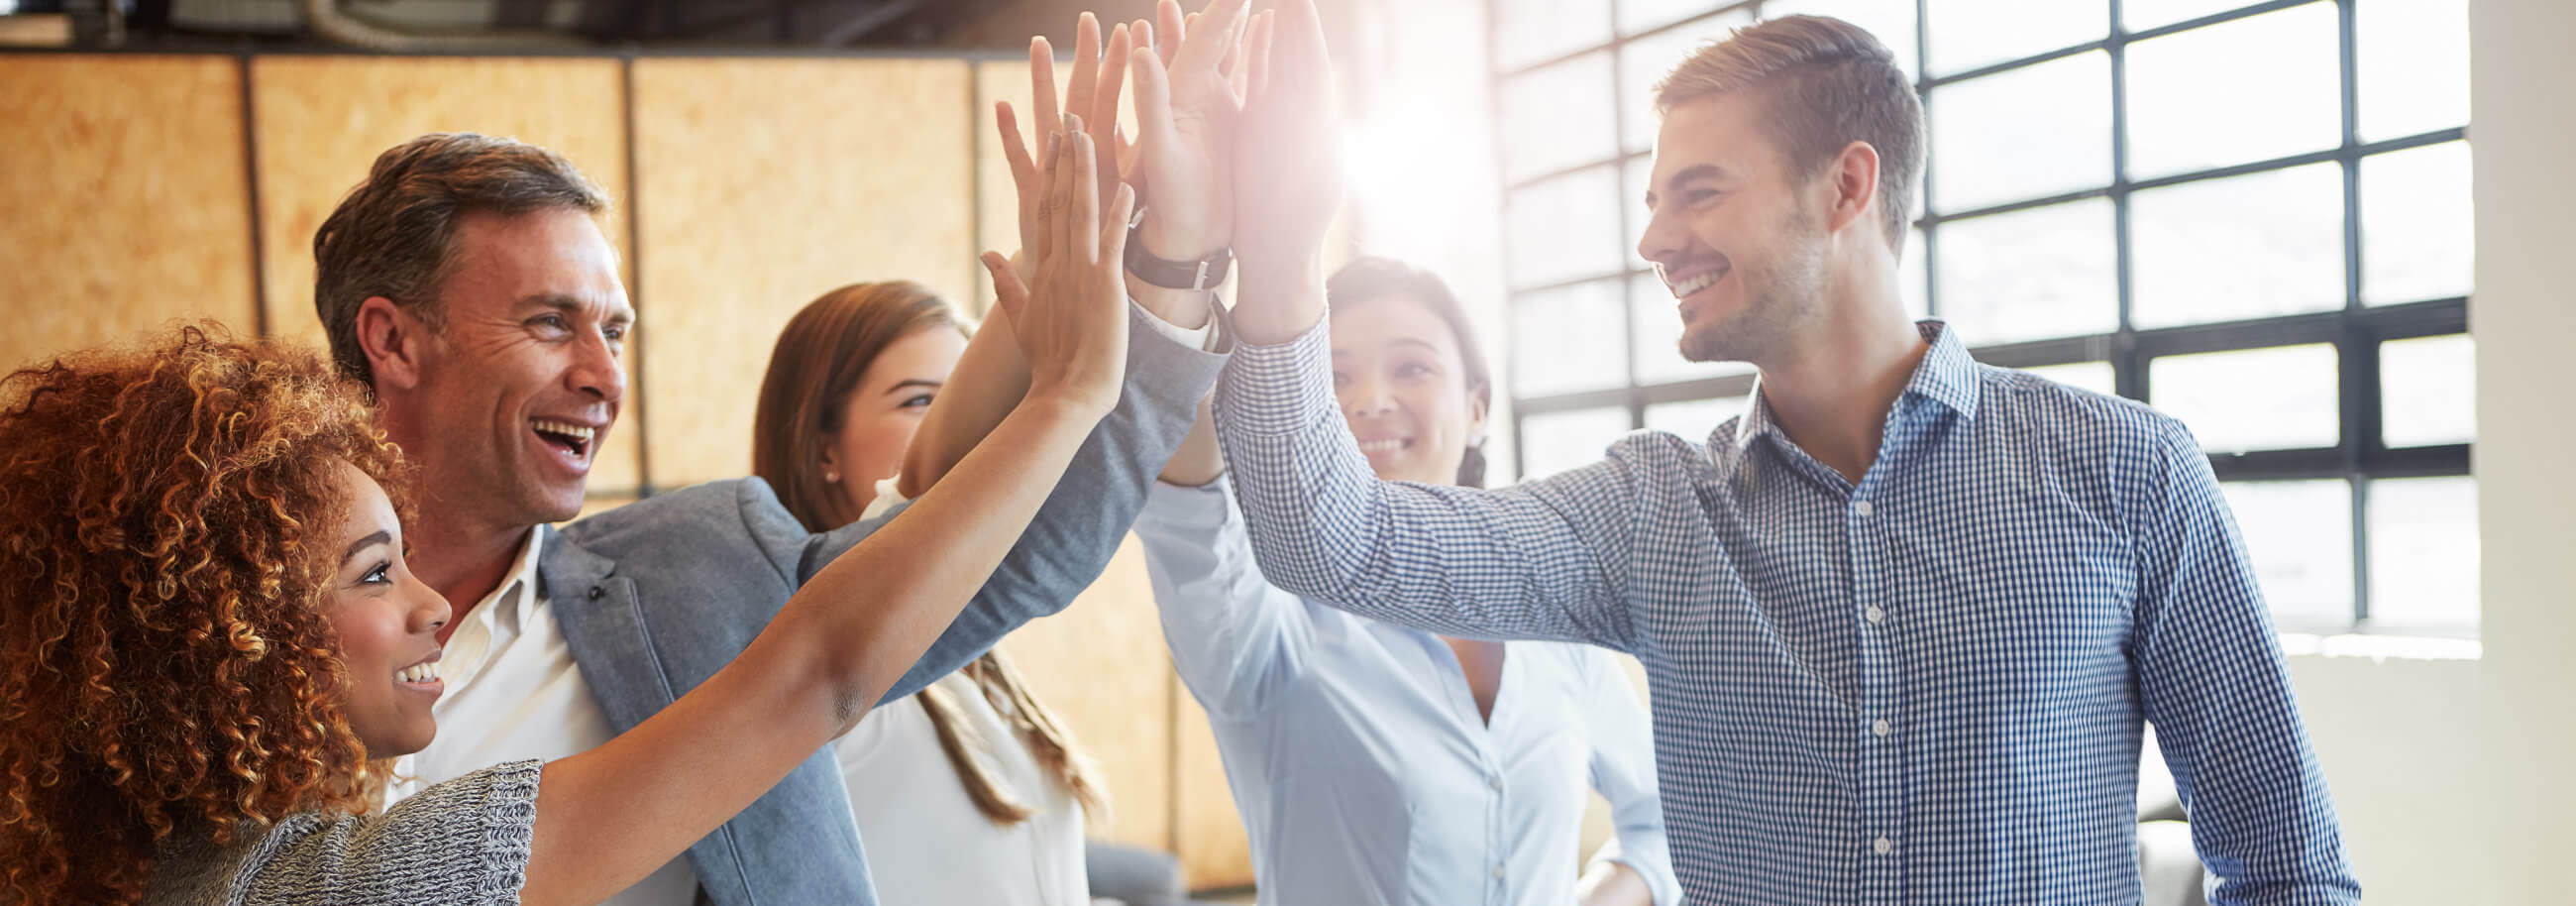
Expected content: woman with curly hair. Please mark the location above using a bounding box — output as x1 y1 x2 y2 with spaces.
0 125 1135 906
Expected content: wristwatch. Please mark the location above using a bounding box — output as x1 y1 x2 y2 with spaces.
1124 206 1234 291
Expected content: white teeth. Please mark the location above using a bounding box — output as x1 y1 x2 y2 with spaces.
1668 271 1721 298
1356 439 1406 454
532 419 595 441
397 663 439 684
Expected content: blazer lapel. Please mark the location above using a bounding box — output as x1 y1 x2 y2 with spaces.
537 525 679 735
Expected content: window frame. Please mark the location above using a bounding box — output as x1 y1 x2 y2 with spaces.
1487 0 2474 635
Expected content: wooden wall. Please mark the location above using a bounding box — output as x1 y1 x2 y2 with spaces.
3 51 1251 890
1 56 256 376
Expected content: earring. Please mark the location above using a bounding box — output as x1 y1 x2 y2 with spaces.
823 470 840 483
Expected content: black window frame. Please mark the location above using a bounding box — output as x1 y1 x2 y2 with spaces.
1487 0 2475 635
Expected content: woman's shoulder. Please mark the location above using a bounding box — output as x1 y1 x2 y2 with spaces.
148 760 544 906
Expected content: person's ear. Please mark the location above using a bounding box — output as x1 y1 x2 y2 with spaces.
356 296 428 394
1464 381 1492 445
1822 140 1883 239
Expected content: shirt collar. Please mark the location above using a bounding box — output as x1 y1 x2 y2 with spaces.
478 528 547 629
1733 320 1981 453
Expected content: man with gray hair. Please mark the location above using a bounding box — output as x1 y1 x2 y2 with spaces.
1215 9 2359 904
312 129 1228 905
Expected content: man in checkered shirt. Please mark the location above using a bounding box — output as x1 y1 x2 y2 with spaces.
1215 8 2359 904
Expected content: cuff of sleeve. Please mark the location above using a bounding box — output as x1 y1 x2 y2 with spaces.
1143 474 1235 528
1585 837 1682 906
1214 310 1336 436
1130 296 1219 351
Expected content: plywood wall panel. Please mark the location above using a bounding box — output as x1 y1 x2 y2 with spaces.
998 535 1174 850
247 56 641 495
632 57 975 487
0 56 255 373
1173 683 1257 888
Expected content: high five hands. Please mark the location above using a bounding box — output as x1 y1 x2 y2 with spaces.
994 0 1342 343
982 119 1136 419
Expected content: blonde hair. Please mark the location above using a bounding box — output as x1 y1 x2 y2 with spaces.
751 283 1107 828
1654 15 1924 250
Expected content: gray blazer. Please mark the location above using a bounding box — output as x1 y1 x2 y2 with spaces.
537 307 1227 906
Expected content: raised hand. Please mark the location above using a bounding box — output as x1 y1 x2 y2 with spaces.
1016 13 1132 221
1230 0 1343 343
1127 0 1253 264
983 118 1136 415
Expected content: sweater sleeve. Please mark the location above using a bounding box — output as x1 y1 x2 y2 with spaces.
216 759 544 906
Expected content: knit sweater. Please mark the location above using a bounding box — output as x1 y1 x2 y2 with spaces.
146 759 543 906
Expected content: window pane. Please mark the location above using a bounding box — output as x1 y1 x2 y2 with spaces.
1928 51 2112 212
2358 0 2470 141
1645 395 1750 440
1517 406 1632 481
2022 361 2116 396
1632 272 1753 384
1623 0 1744 37
1496 0 1613 70
1620 17 1746 155
1933 199 2117 346
1926 0 2105 75
2362 142 2475 305
2125 3 2341 177
1501 52 1621 181
1511 279 1628 396
2220 479 2354 626
1759 0 1919 78
2131 163 2345 327
2367 476 2479 632
2122 0 2255 31
2150 344 2339 452
1508 167 1626 288
2381 334 2475 448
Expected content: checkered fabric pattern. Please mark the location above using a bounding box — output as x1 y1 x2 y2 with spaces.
1212 317 2359 905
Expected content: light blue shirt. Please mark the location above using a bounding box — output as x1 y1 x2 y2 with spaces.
1212 317 2358 905
1135 478 1681 906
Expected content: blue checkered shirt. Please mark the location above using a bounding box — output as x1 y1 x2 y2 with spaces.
1212 316 2359 905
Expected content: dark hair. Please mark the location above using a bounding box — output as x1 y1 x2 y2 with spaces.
313 133 610 387
749 282 1107 828
1326 257 1493 488
1653 15 1924 250
0 326 411 905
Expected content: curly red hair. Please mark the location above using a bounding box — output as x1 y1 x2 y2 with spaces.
0 325 414 905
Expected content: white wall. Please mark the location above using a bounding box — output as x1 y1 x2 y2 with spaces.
2282 0 2576 901
2467 0 2576 900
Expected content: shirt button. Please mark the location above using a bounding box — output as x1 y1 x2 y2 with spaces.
1874 836 1894 855
1488 776 1503 792
1865 605 1885 624
1872 719 1892 737
1854 499 1874 517
1492 865 1506 879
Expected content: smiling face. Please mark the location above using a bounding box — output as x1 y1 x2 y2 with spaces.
320 460 453 758
396 207 632 528
822 324 967 514
1638 91 1838 367
1330 294 1489 487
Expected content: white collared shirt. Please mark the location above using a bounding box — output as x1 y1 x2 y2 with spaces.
838 482 1091 906
387 528 700 906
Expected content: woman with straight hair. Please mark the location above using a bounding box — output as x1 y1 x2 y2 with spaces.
751 280 1107 906
0 123 1134 906
1131 259 1681 906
